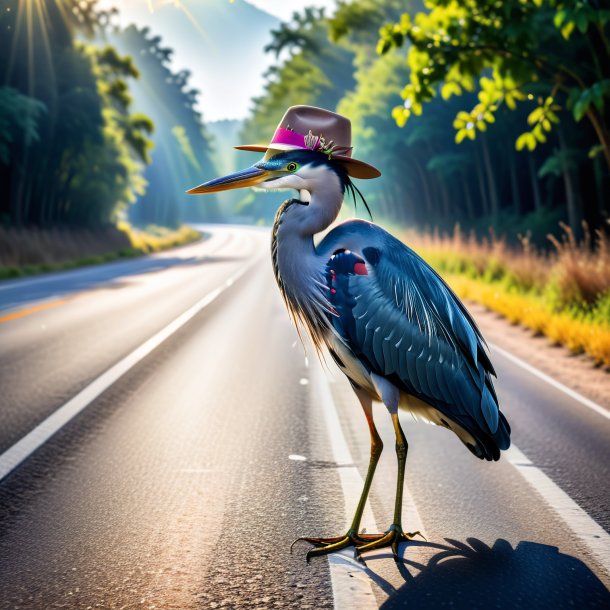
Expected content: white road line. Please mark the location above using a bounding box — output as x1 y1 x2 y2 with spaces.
311 339 610 598
0 263 253 482
310 361 427 610
489 342 610 422
506 444 610 578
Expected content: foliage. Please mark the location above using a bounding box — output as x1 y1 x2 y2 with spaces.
0 0 154 227
0 1 218 231
444 273 610 368
378 0 610 169
309 0 608 234
117 222 202 254
108 25 221 227
0 87 47 165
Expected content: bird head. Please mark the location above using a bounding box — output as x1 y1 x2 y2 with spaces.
186 149 349 197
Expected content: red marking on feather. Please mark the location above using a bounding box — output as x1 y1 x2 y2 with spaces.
354 262 368 275
331 288 336 294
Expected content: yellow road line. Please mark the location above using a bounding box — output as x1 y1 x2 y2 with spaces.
0 298 70 324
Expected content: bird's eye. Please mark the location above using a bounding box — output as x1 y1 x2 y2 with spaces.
286 162 298 172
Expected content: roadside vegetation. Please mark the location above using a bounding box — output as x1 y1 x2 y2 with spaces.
407 225 610 368
0 224 201 280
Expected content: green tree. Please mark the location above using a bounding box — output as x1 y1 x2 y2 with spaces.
242 8 356 143
0 0 153 227
109 25 220 227
322 0 608 233
0 88 46 167
378 0 610 170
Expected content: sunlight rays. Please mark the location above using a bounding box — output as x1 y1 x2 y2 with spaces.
6 0 66 96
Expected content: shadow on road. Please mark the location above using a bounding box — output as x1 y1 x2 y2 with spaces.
368 537 610 609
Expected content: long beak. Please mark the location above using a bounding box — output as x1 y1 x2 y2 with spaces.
186 166 271 194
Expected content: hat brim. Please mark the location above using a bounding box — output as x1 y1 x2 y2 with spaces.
234 145 381 180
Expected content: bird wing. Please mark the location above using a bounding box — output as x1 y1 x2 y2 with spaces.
317 220 510 458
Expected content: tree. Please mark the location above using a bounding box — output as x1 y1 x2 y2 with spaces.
108 25 220 227
378 0 610 171
0 88 46 167
0 0 153 227
242 8 356 143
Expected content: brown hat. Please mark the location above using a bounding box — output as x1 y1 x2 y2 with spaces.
235 105 380 179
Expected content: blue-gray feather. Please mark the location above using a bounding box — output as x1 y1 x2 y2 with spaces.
318 219 510 460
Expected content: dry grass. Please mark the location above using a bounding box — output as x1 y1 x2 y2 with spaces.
0 223 201 278
405 224 610 369
117 222 201 254
548 223 610 306
0 225 131 267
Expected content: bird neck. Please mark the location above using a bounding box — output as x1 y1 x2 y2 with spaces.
273 174 344 266
270 178 344 347
300 177 344 236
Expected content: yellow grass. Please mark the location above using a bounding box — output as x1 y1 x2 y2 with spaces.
117 222 201 253
406 224 610 370
0 223 201 278
442 274 610 368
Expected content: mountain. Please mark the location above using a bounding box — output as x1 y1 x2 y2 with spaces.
101 0 280 121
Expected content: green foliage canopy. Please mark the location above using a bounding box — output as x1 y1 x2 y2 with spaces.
0 87 46 166
378 0 610 168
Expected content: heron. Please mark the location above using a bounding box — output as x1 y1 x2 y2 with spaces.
187 106 511 562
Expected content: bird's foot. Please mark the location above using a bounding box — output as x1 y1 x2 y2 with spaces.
354 524 424 562
291 529 375 562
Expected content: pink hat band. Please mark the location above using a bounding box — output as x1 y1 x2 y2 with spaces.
269 127 353 158
270 127 315 149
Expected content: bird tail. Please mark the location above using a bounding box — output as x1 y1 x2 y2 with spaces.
462 408 511 461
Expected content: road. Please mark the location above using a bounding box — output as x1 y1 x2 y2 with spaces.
0 224 609 609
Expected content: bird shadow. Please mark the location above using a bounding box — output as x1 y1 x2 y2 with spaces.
363 537 610 609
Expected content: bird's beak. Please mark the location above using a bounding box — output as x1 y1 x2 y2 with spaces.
186 166 271 194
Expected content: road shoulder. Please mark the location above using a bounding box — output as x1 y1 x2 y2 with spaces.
466 301 610 410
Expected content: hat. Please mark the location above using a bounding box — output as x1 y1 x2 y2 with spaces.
235 105 380 179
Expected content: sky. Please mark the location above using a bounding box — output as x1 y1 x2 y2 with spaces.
98 0 337 121
247 0 336 21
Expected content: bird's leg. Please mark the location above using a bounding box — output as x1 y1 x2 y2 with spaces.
294 390 384 560
354 413 421 560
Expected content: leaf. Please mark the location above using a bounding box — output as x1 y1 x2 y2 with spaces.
561 21 575 39
527 107 544 125
516 132 536 151
573 97 590 122
392 105 409 127
376 38 392 55
547 110 560 123
575 11 589 33
532 124 547 143
554 10 567 28
441 82 461 100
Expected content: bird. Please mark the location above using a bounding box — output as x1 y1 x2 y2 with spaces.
187 105 511 562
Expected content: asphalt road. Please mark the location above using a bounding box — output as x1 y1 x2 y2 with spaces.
0 224 609 609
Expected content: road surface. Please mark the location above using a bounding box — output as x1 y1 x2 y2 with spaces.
0 224 609 609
